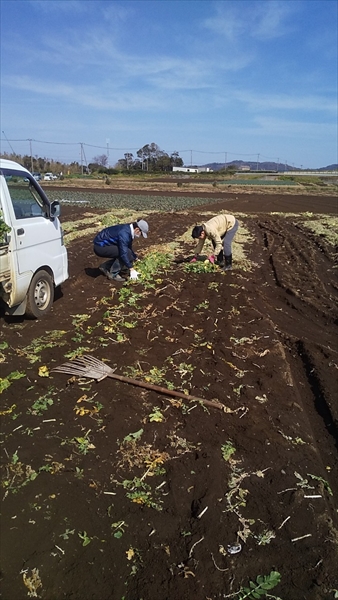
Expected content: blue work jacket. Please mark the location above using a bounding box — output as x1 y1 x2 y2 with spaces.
93 223 137 269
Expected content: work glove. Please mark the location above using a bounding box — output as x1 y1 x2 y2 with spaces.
189 257 197 263
208 255 215 264
129 268 140 280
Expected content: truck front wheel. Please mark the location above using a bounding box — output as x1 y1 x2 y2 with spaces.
26 270 54 319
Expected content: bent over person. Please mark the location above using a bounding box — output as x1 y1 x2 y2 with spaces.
191 213 239 271
93 219 149 282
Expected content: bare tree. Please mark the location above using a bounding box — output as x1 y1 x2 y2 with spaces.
92 154 108 167
124 153 134 169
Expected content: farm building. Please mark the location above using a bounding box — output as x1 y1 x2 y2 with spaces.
172 166 213 173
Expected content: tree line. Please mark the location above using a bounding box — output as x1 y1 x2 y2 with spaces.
1 143 184 175
91 143 183 173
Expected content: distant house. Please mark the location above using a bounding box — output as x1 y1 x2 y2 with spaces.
172 166 213 173
239 165 251 171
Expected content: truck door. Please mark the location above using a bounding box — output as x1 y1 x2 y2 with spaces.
5 174 65 281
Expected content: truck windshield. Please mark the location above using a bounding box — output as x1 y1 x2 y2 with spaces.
5 173 46 219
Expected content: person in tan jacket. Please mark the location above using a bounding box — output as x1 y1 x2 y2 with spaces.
191 213 239 270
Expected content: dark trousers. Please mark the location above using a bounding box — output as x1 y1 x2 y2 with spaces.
94 244 120 259
211 219 239 260
93 244 133 273
223 219 239 256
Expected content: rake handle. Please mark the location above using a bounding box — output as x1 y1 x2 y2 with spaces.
106 372 224 412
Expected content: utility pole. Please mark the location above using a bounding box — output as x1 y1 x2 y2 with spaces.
106 139 110 167
224 152 227 170
190 150 192 166
277 158 279 173
80 143 84 175
29 139 33 172
256 153 260 171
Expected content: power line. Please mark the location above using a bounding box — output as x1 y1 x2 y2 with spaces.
2 131 16 154
0 136 306 167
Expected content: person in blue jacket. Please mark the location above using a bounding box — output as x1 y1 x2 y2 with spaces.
93 219 149 282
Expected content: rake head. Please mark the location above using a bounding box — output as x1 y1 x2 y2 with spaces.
52 354 116 381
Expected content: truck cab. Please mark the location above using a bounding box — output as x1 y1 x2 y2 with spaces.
0 159 68 318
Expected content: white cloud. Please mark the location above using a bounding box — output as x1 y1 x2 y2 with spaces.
251 1 296 40
232 90 337 113
203 0 296 41
101 3 132 24
3 75 167 111
29 0 87 14
243 115 335 138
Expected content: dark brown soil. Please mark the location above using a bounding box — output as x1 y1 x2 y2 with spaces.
1 192 337 600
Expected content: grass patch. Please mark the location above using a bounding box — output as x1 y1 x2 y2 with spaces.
16 331 67 364
300 215 338 246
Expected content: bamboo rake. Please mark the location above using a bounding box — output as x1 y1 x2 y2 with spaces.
52 354 225 412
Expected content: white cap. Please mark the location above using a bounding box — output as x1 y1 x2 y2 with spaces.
137 219 149 238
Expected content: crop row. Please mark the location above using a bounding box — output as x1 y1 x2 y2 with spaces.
46 190 227 211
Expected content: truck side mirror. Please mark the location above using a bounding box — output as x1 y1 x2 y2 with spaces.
50 201 61 219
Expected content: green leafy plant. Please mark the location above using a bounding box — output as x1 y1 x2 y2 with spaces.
308 473 333 496
71 313 91 328
17 330 67 363
64 346 92 359
144 366 167 385
78 531 92 546
294 471 314 490
0 370 25 394
0 216 11 244
183 260 217 274
73 430 95 454
133 249 172 287
60 528 75 540
111 521 128 538
122 477 163 511
11 450 19 465
194 300 209 311
221 441 236 462
255 529 276 546
1 451 39 495
149 408 165 422
74 467 84 479
29 393 54 415
122 429 144 443
235 571 281 599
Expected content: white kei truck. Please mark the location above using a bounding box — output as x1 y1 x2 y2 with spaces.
0 159 68 318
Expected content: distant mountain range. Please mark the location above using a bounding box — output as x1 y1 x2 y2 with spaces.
201 160 338 172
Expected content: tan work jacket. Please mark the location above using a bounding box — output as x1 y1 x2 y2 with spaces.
194 214 236 257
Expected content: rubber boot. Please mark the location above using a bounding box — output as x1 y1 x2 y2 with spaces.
110 258 122 275
105 259 125 283
216 249 224 267
99 259 114 276
114 259 130 280
224 254 232 271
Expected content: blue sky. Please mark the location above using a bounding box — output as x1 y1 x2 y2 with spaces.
1 0 337 169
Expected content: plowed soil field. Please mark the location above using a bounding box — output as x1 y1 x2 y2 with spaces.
1 190 337 600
